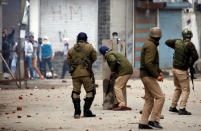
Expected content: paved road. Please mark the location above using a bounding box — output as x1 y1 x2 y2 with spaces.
0 79 201 131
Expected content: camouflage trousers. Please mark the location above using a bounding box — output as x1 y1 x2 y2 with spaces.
72 76 94 98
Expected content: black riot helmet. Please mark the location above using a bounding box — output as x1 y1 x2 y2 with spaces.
182 28 193 39
77 32 88 42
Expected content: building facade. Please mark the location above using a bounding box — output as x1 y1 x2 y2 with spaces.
2 0 199 77
133 0 197 77
29 0 134 76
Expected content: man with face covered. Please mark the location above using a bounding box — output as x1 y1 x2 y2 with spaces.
112 32 124 55
139 27 165 129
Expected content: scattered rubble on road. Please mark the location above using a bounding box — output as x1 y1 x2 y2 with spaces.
0 79 201 131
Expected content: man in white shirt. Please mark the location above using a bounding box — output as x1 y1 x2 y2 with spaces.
24 35 34 79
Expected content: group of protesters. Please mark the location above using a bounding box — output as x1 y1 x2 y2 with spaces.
25 35 55 79
2 27 70 80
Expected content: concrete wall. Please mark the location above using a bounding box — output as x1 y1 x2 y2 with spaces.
196 11 201 56
30 0 113 50
30 0 40 39
182 10 200 56
110 0 126 39
125 0 134 66
2 0 21 41
29 0 104 77
28 0 134 76
110 0 134 65
39 0 98 52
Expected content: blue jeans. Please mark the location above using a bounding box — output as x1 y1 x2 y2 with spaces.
11 56 17 75
25 56 34 78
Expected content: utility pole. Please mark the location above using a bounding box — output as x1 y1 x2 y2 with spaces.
16 0 27 87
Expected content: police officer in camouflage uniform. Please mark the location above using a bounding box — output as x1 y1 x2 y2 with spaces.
166 29 198 115
99 45 133 111
139 27 165 129
67 32 97 119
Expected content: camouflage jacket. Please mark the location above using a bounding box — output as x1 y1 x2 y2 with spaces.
165 39 198 70
67 41 97 78
105 50 133 77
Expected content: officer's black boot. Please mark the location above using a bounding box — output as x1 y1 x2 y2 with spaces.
148 121 163 129
138 124 153 129
169 106 178 113
178 108 192 115
84 97 96 117
72 98 81 119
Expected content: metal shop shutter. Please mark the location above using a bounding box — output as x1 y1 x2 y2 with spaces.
159 9 182 69
40 0 98 52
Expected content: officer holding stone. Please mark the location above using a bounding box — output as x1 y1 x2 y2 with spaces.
139 27 165 129
166 28 198 115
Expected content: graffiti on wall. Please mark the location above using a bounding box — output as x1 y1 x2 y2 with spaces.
69 6 83 21
58 30 68 43
48 3 83 22
51 5 62 21
40 0 98 52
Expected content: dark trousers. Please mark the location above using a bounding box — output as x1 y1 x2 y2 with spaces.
37 56 42 73
2 58 10 73
61 59 69 78
41 57 54 78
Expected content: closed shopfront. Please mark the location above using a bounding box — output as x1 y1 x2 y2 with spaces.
40 0 98 52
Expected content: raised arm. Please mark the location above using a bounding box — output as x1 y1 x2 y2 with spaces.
165 39 178 49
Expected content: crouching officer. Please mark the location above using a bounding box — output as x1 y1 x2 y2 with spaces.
67 32 97 119
139 27 165 129
99 45 133 111
166 28 198 115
